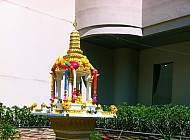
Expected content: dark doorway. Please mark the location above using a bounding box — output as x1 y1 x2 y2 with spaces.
152 63 173 105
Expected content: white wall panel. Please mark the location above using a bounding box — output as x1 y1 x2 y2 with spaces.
0 0 75 107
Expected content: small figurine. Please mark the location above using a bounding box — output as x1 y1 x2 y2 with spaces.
81 57 94 71
30 102 37 112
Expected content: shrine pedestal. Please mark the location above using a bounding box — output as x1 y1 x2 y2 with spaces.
50 116 97 140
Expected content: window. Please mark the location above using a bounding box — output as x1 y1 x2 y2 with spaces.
152 62 173 105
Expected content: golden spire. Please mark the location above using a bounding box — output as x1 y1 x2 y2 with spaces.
63 18 83 61
73 18 77 29
53 18 95 72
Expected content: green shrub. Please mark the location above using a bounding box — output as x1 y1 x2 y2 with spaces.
0 102 50 139
0 103 50 128
0 120 20 140
96 103 190 139
89 130 101 140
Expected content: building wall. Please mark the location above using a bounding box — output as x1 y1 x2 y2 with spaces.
138 41 190 105
113 48 139 105
76 0 142 37
0 0 75 107
81 42 139 105
81 42 114 105
142 0 190 27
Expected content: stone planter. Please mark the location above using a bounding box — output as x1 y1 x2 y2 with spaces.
50 116 97 140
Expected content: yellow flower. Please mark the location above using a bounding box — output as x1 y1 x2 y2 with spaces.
81 57 94 71
55 57 61 66
59 57 65 63
61 102 70 111
110 105 118 114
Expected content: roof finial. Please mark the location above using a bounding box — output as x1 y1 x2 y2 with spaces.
73 16 77 28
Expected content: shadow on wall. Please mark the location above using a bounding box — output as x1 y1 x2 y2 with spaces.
81 42 139 105
81 42 114 105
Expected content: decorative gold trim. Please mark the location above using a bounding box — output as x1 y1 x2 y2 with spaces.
102 111 113 115
68 110 82 114
35 109 42 113
54 109 63 114
89 76 93 86
50 117 97 131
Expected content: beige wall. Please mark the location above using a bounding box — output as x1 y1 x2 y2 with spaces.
113 48 139 105
138 41 190 105
0 0 75 107
81 42 139 105
76 0 142 37
82 40 190 105
81 42 114 105
143 0 190 27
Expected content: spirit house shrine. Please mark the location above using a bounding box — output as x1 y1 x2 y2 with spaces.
30 21 117 118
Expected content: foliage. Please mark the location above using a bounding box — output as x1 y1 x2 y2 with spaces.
0 103 50 128
96 103 190 139
0 120 20 140
0 103 20 140
89 130 101 140
0 102 50 139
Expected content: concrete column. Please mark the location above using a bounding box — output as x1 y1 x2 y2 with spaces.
68 77 73 99
81 77 87 102
86 75 93 103
56 80 61 100
113 48 139 105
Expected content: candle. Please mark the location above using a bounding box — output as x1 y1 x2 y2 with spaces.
93 70 98 95
72 67 76 89
93 70 98 104
63 69 68 101
64 70 68 90
50 94 55 103
51 73 55 93
72 67 77 103
50 73 55 103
